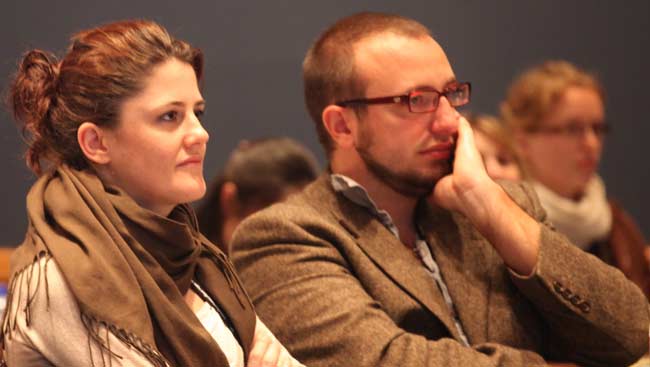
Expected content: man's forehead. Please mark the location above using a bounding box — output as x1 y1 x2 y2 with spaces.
354 31 438 52
352 32 455 92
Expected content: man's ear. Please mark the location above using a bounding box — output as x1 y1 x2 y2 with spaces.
322 105 355 149
220 181 241 218
77 122 111 165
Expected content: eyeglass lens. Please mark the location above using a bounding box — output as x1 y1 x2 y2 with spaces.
565 123 609 137
532 122 609 137
408 84 469 112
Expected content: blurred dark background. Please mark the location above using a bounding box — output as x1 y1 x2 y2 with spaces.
1 1 648 246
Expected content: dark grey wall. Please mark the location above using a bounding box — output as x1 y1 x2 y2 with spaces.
2 1 648 246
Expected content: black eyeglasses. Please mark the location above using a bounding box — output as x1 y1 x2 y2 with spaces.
336 82 471 113
526 122 610 139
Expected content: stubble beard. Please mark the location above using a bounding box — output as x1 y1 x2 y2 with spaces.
357 143 451 199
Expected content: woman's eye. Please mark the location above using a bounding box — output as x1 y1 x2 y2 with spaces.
195 109 205 120
160 111 178 122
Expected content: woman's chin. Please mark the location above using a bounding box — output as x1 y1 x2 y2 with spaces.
186 185 207 203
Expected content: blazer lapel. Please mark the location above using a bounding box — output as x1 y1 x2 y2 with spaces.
307 177 461 340
417 202 491 344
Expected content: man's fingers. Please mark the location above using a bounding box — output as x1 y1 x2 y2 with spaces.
456 117 481 163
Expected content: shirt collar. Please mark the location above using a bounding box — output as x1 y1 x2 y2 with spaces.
330 173 400 238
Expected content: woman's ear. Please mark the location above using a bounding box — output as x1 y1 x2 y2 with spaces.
77 122 111 165
322 105 355 150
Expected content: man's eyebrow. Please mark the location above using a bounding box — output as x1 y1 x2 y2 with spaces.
443 77 459 87
409 77 459 92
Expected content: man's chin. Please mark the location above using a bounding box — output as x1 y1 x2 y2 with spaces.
384 175 437 198
380 168 447 198
359 150 447 198
401 167 452 198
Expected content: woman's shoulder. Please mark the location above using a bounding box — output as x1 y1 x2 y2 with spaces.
607 197 647 243
2 256 157 367
5 255 74 320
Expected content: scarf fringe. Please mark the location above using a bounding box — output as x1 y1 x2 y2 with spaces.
1 250 50 348
209 243 248 310
80 313 170 367
0 252 171 367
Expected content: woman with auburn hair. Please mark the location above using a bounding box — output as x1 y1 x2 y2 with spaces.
501 60 650 298
0 20 303 367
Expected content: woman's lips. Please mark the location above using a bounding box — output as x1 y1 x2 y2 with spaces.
178 156 203 167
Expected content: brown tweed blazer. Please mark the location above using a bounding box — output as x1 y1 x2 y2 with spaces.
232 175 649 367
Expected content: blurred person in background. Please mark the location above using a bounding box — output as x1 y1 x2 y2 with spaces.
196 137 319 253
502 60 650 298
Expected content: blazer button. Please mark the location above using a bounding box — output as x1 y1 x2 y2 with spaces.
560 287 572 300
569 294 582 306
578 302 591 314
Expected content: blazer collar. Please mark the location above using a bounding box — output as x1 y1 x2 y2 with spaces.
304 174 464 341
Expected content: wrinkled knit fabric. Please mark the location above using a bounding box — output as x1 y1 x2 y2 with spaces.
531 176 612 250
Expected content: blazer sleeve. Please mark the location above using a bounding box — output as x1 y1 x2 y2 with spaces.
502 181 650 366
232 203 549 367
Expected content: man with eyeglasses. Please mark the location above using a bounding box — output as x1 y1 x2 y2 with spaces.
231 12 648 367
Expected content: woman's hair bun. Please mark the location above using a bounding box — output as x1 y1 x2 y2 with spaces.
8 50 60 173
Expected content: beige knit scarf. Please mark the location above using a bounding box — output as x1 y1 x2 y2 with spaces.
532 175 612 250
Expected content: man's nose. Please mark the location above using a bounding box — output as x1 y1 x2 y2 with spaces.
430 96 460 137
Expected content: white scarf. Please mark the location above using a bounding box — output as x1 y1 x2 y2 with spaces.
531 176 612 250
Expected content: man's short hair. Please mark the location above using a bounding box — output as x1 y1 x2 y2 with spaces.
303 12 431 154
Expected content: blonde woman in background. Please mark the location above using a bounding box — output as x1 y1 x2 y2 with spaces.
502 60 650 298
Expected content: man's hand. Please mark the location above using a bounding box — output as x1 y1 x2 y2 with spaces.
432 116 498 222
247 317 305 367
432 117 541 276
